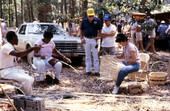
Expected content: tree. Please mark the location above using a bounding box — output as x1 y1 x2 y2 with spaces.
21 0 24 23
38 0 52 22
82 0 88 18
13 0 18 26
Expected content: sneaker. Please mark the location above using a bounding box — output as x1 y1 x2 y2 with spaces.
112 85 119 94
53 78 60 85
84 72 91 76
92 72 100 76
45 75 53 85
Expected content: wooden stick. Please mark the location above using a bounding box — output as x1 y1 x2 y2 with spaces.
60 61 80 75
0 84 17 111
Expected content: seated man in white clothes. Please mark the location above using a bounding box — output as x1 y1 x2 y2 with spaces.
33 31 71 84
0 31 41 95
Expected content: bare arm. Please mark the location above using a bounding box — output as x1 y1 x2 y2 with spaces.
101 31 116 38
9 46 41 57
53 48 71 63
118 51 137 63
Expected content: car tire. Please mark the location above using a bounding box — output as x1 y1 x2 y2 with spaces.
71 57 84 66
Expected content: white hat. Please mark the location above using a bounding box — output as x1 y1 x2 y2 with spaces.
161 20 165 23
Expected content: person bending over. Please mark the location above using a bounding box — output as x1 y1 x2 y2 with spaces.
112 34 140 94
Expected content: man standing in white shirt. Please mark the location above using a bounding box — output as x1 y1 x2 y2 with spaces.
101 14 117 55
0 31 41 95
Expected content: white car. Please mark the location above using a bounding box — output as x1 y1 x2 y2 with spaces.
14 23 85 65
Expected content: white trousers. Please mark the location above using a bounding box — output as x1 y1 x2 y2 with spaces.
33 57 62 81
84 38 99 73
0 67 34 95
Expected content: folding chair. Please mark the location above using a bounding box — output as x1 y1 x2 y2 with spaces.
128 53 150 81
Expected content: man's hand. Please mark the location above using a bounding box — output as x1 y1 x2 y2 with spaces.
33 46 41 52
40 55 46 59
81 38 85 44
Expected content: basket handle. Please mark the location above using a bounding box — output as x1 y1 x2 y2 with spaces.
149 61 167 72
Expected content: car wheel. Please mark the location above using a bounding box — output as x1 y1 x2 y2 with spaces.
27 45 34 65
71 57 84 66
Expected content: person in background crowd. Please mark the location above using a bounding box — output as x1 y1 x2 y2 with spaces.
111 19 117 27
33 31 71 84
80 8 102 76
101 14 117 55
122 22 130 35
129 19 137 44
0 19 2 48
0 31 41 95
117 20 124 34
165 24 170 50
136 25 144 52
112 34 140 94
157 20 168 50
144 15 158 55
1 19 8 44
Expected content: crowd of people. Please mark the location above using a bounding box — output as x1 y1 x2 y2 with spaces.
0 8 170 95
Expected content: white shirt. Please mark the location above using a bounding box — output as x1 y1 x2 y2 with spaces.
101 24 117 47
123 42 140 63
130 22 137 31
35 39 55 58
0 43 14 69
165 25 170 34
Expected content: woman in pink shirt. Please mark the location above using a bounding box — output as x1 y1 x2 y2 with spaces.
33 31 71 84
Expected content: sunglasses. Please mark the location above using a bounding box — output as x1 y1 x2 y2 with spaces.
88 16 94 18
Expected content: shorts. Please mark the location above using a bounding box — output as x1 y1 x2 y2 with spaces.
148 28 156 38
136 32 142 41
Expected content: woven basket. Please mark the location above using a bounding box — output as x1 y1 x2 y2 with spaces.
149 72 167 85
99 55 126 81
149 61 168 85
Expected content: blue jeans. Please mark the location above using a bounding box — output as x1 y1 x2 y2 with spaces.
116 62 140 87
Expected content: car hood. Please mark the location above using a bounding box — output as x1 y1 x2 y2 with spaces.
29 34 81 43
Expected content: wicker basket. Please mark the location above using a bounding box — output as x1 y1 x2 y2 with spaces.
149 61 168 85
149 72 167 85
99 55 126 81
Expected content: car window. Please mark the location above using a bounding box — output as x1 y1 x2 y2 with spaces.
27 24 68 36
19 25 26 34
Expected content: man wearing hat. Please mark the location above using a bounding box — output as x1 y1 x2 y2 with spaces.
157 20 168 50
101 14 117 55
80 8 102 76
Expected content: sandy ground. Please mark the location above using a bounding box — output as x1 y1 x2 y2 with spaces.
30 51 170 111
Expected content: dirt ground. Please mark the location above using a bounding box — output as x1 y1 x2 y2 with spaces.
31 51 170 111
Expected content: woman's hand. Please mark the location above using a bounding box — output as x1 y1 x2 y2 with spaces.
64 57 72 63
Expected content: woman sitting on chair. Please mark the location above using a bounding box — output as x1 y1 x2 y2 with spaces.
33 31 71 84
112 34 140 94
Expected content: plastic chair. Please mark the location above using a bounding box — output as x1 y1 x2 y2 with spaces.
128 53 150 81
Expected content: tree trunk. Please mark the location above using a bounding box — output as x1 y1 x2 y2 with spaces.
38 0 52 22
8 0 12 26
64 0 67 15
82 0 88 18
26 0 31 22
0 0 2 18
30 1 34 21
14 0 18 27
21 0 24 24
